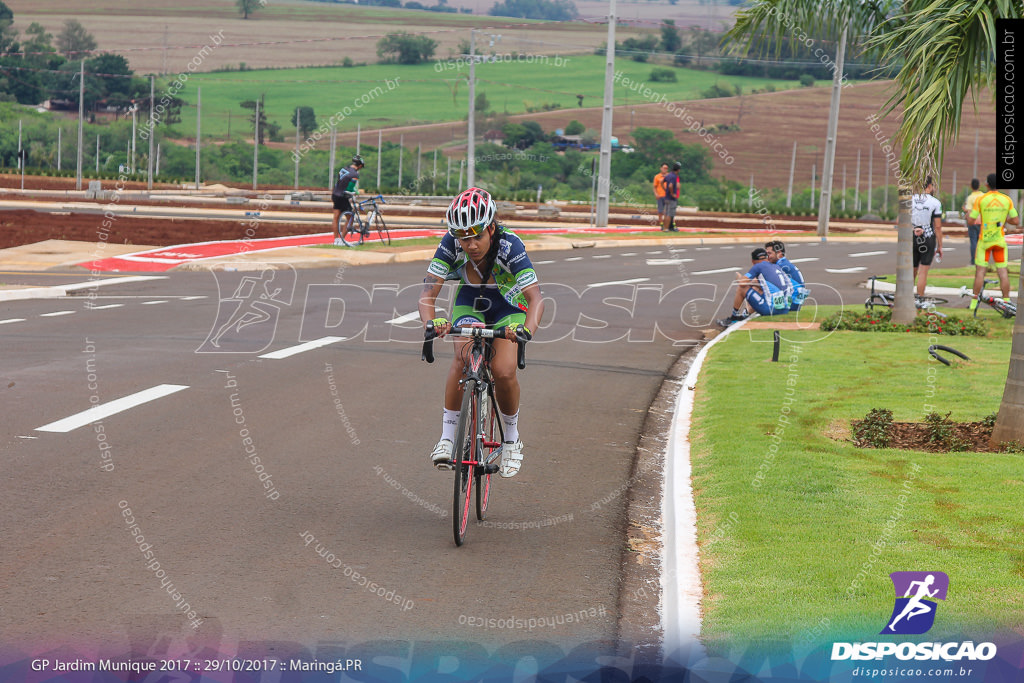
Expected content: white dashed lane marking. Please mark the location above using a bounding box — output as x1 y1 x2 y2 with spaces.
141 301 168 305
849 251 888 258
587 278 651 288
788 258 819 263
647 258 694 266
565 257 584 262
86 304 124 310
258 336 347 360
0 318 25 325
693 267 741 275
825 267 867 273
36 384 190 433
40 311 75 317
387 312 420 325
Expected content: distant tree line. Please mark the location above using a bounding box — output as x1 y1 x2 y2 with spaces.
0 3 183 123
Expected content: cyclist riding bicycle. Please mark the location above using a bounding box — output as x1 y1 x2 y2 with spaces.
418 187 544 478
332 155 365 246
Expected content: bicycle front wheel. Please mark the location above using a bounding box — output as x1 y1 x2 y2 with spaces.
475 384 497 520
452 379 477 546
919 296 948 306
373 212 391 246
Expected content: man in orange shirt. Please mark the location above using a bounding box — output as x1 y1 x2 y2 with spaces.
968 173 1021 308
653 163 668 228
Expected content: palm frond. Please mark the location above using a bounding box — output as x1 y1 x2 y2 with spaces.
866 0 1020 183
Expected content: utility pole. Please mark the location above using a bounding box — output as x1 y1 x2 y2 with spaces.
398 133 404 189
356 123 361 156
377 129 382 191
18 119 23 191
786 141 796 208
467 29 476 187
147 75 155 190
195 87 201 190
595 0 617 226
816 25 848 237
57 127 62 172
252 97 259 190
76 59 84 190
294 107 300 190
329 125 336 189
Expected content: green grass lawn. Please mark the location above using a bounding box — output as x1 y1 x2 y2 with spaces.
169 56 807 139
690 326 1022 651
889 264 1021 292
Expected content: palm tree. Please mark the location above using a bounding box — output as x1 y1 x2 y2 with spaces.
865 0 1022 442
730 1 1024 440
725 1 895 232
724 1 920 319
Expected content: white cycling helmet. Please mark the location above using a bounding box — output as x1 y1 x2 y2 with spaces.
446 187 496 239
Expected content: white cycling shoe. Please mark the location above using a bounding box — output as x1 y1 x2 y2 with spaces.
430 439 454 470
500 440 524 478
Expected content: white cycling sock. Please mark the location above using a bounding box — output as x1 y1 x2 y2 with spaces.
441 408 459 442
500 410 519 444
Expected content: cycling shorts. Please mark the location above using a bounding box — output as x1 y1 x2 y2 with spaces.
913 233 936 267
332 194 354 213
790 286 808 312
975 240 1008 268
452 283 527 329
746 287 788 316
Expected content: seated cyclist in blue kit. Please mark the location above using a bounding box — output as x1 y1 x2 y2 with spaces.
765 239 808 311
723 247 793 323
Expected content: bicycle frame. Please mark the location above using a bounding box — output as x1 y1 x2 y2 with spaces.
422 322 528 545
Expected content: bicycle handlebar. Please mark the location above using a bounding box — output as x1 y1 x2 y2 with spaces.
357 194 386 208
422 322 528 369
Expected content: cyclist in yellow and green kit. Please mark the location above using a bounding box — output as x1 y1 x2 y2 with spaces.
968 173 1021 310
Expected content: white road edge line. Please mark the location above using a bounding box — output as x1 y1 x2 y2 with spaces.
258 336 347 359
662 317 750 658
36 384 189 433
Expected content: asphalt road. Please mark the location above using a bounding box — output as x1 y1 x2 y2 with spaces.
0 237 993 672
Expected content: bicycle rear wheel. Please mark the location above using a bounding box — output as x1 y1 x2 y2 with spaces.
372 211 391 246
343 214 363 246
475 383 498 520
452 379 477 546
918 296 948 306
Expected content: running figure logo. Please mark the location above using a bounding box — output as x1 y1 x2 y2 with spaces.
197 264 296 353
882 571 949 635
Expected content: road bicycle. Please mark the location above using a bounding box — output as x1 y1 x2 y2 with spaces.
341 194 390 246
960 279 1016 318
864 275 948 312
422 322 528 546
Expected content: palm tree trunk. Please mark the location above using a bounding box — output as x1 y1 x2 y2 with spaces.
892 177 915 323
991 240 1024 446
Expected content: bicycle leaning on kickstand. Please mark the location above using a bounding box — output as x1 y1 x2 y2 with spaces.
421 321 529 547
960 279 1016 318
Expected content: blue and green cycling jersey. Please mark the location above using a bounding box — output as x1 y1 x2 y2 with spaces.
427 226 538 311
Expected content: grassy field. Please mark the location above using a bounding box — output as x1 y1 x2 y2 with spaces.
169 56 805 140
690 325 1021 650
